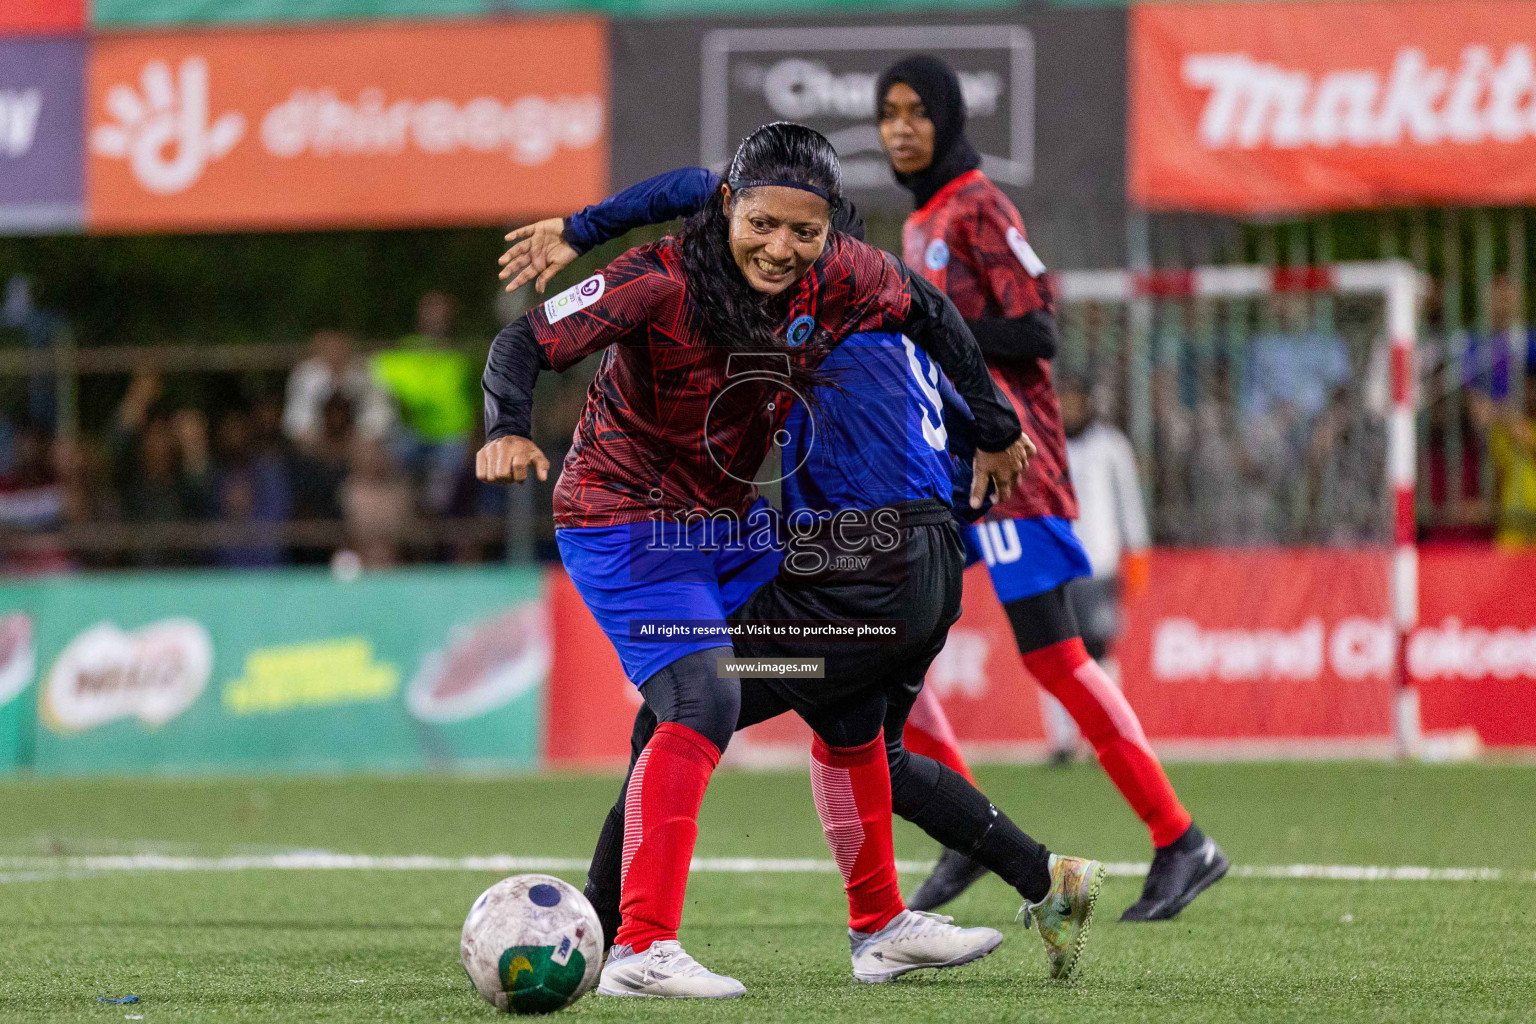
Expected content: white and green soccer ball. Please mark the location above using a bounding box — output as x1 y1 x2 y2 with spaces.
461 874 603 1014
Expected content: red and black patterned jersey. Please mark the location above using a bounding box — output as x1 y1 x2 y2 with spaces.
902 168 1077 522
526 233 912 529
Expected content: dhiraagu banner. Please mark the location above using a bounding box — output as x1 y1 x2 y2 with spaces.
0 567 548 776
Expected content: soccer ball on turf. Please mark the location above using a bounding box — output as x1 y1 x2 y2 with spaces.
461 874 603 1014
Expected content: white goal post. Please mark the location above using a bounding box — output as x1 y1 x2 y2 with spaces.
1052 260 1424 755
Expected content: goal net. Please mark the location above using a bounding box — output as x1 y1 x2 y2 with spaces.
1052 261 1421 753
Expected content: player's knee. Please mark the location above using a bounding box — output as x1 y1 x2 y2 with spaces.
640 647 739 753
1002 586 1079 654
806 693 885 750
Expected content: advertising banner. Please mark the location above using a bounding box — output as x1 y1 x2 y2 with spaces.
91 0 486 26
1131 0 1536 214
1115 549 1396 740
1415 548 1536 747
85 19 609 232
0 589 38 773
611 7 1128 269
1 0 84 34
543 568 643 769
0 568 549 775
0 37 86 233
89 0 1018 29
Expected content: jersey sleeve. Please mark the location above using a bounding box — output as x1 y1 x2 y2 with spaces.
527 246 677 372
482 246 676 440
825 237 912 337
563 167 720 255
961 194 1054 318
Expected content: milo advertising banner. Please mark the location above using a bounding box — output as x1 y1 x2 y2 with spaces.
0 568 548 775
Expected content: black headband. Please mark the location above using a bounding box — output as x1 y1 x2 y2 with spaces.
727 178 835 204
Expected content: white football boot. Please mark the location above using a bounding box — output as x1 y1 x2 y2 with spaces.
597 940 746 999
849 909 1004 983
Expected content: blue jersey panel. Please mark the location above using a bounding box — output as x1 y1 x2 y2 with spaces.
964 515 1092 603
781 332 955 516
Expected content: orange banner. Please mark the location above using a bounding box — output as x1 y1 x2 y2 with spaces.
86 19 608 232
1130 0 1536 213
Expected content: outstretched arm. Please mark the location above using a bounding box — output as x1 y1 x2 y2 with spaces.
564 167 720 254
480 247 671 483
500 168 720 293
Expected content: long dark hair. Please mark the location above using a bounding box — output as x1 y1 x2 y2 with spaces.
678 122 844 395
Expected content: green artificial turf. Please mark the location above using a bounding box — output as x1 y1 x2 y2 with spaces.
1 762 1533 1023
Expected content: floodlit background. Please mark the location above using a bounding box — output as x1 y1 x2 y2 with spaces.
1 2 1534 1022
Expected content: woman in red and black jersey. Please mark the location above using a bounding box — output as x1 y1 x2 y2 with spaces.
479 122 1030 997
877 56 1227 922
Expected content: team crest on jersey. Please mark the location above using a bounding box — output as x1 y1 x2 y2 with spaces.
924 238 950 271
786 315 816 347
1005 226 1047 277
544 273 606 324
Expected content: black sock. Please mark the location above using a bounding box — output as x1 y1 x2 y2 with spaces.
1159 821 1205 855
891 751 1052 904
584 802 626 951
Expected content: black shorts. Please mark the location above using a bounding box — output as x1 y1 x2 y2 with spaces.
727 499 965 722
1066 574 1121 661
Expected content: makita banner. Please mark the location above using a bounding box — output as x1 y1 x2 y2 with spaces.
1130 0 1536 213
612 7 1128 270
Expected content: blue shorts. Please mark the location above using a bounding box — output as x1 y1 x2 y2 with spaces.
556 499 784 686
963 515 1092 604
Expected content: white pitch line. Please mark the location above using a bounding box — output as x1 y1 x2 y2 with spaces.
0 853 1532 884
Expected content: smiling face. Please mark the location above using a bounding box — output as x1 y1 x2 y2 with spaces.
879 81 936 175
724 184 832 296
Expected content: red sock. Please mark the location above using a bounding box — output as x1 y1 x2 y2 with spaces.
902 685 975 783
1023 637 1192 847
615 722 720 952
810 731 904 934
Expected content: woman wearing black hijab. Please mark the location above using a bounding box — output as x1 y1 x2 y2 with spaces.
877 54 1228 924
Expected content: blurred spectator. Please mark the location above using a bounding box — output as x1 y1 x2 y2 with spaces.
1462 275 1535 404
109 373 214 565
341 438 413 569
1149 364 1194 542
212 402 292 568
291 393 356 522
371 292 478 513
1422 369 1491 541
1488 371 1536 548
3 275 63 429
282 330 393 449
0 422 68 573
1307 385 1387 545
1420 280 1495 540
1244 296 1350 422
1183 362 1278 545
